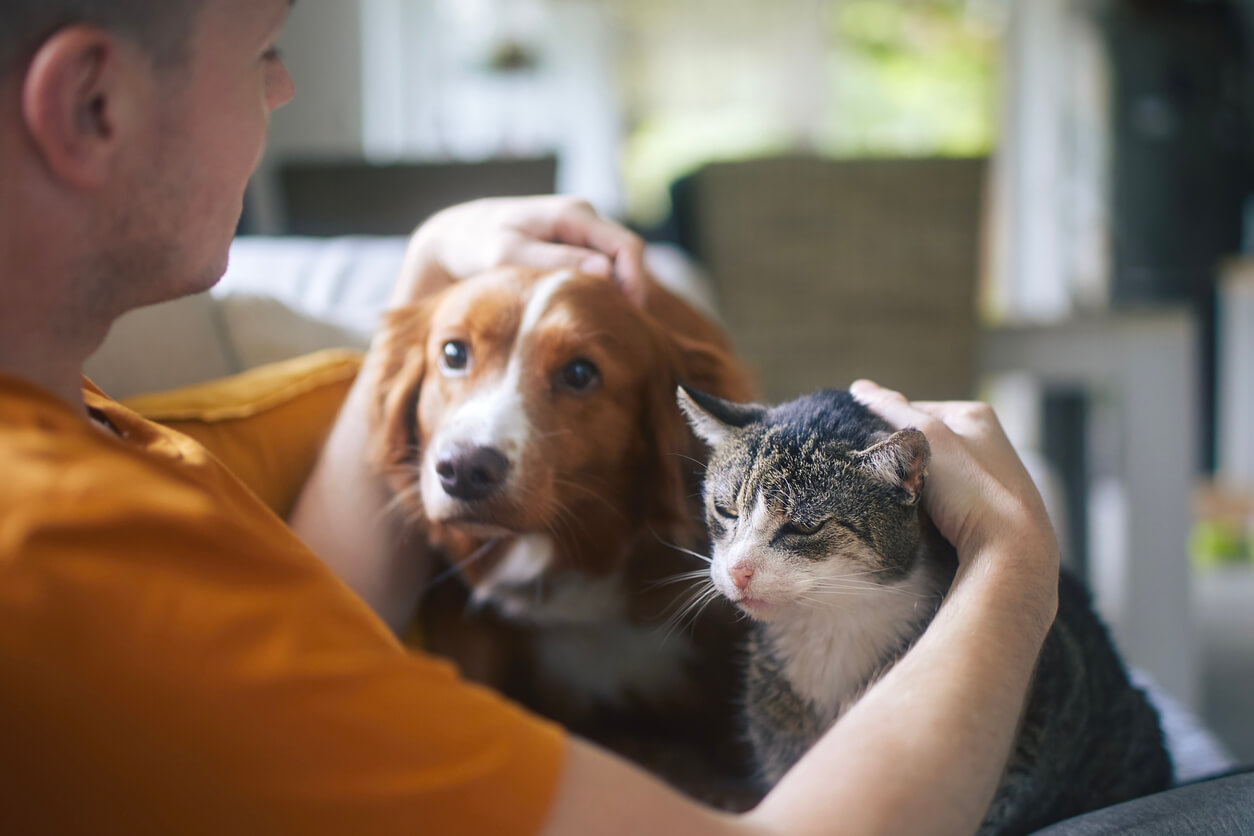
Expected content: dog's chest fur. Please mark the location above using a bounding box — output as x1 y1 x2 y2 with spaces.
538 621 696 710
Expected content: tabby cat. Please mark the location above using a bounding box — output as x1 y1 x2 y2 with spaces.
678 385 1172 836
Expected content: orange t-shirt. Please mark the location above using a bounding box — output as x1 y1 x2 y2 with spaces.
0 368 565 835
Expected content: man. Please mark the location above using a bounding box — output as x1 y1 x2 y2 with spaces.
0 1 1077 833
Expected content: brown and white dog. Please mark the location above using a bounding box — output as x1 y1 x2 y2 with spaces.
369 265 757 795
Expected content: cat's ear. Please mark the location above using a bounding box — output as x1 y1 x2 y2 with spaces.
676 385 766 447
854 429 930 504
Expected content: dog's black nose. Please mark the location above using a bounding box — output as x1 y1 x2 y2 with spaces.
435 444 510 501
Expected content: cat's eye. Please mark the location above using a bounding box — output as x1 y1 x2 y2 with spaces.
714 503 739 520
440 340 471 375
784 518 826 536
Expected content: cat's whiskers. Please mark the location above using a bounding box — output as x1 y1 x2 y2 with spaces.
666 451 708 472
646 569 715 590
806 578 890 590
796 594 849 612
660 581 722 641
806 576 886 589
806 580 929 600
661 583 711 633
649 529 714 565
688 584 729 627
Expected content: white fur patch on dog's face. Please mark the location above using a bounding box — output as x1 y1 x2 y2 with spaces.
517 269 575 339
420 270 577 522
471 534 555 611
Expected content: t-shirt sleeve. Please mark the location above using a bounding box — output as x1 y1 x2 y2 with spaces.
119 349 363 519
0 474 566 836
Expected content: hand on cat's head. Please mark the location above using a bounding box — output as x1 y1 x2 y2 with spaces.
849 380 1059 584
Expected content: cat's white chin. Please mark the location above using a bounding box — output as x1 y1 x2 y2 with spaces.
734 597 781 621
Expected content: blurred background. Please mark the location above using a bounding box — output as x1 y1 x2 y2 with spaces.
234 0 1253 760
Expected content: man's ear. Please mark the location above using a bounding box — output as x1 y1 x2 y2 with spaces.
22 26 136 189
853 429 930 504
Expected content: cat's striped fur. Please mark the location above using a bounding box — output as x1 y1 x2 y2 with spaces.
679 386 1172 836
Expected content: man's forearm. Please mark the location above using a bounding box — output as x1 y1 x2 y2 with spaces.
287 359 431 633
540 549 1056 836
748 553 1056 836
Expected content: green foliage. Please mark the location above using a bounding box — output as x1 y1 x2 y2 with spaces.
824 0 997 156
619 0 999 224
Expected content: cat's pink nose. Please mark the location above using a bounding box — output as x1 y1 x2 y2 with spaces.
730 564 755 592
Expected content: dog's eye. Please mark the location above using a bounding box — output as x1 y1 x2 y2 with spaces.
783 518 826 536
714 503 739 521
441 340 470 374
559 358 601 391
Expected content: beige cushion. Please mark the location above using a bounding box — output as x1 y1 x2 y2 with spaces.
84 292 235 400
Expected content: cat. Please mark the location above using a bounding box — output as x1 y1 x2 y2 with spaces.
677 385 1173 836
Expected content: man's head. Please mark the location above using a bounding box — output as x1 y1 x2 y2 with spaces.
1 3 204 77
0 0 293 351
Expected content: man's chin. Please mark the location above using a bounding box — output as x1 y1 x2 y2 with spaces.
135 258 227 309
200 249 231 293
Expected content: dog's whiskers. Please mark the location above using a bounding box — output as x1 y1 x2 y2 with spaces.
376 479 425 526
532 428 575 441
424 537 501 593
552 477 627 523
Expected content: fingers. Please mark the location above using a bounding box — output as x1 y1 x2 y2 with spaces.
852 380 1054 554
509 239 614 279
851 381 1002 442
907 402 1005 448
849 379 935 433
408 196 650 307
574 221 646 305
522 199 649 306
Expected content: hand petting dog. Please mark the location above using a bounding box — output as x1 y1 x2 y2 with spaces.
391 196 650 308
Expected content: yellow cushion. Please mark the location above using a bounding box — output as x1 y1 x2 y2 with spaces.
122 349 363 518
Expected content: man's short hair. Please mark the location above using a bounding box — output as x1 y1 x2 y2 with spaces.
1 1 204 76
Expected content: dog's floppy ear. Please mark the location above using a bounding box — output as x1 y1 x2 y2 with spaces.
639 276 757 405
367 302 435 482
639 324 758 537
670 332 757 405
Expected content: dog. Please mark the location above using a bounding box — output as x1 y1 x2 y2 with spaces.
368 265 758 799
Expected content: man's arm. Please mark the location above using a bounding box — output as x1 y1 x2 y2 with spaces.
286 355 422 632
542 381 1061 836
541 554 1054 836
287 196 647 630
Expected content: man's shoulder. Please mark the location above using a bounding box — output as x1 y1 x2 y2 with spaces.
0 382 241 543
0 411 182 530
0 381 119 479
